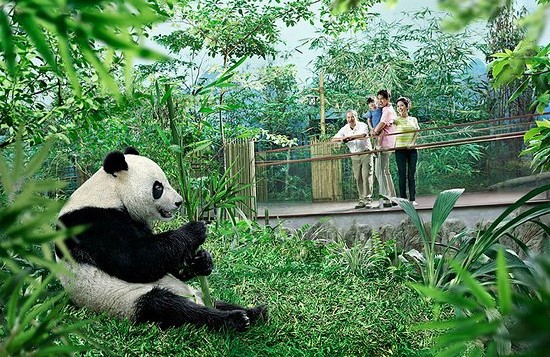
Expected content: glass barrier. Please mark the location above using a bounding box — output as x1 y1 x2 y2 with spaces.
255 114 548 204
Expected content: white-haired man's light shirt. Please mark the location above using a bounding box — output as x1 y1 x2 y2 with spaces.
334 121 372 153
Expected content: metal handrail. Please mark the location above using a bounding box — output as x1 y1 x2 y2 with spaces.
255 112 548 156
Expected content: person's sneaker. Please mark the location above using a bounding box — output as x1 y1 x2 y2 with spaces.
354 202 366 209
382 201 392 208
411 201 418 206
370 201 383 209
368 201 380 209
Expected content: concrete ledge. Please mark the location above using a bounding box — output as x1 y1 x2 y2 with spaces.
257 190 550 230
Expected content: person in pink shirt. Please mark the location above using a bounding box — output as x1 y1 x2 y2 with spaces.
372 89 397 207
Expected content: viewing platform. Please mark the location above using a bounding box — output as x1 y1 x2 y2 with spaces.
250 113 550 231
257 189 550 230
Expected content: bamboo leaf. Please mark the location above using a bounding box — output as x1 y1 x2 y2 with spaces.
224 56 248 74
434 320 499 345
19 275 55 320
434 342 469 357
21 290 64 328
6 276 23 329
33 345 91 356
16 13 58 73
76 36 121 99
0 154 14 194
159 85 173 106
55 30 81 96
413 313 485 331
509 77 530 102
24 139 54 177
7 326 39 353
13 127 24 179
0 8 16 76
496 250 512 315
26 180 67 192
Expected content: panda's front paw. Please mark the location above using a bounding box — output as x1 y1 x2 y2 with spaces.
226 310 250 332
179 221 207 247
191 249 213 276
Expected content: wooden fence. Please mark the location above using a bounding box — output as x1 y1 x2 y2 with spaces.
225 139 256 219
310 139 343 201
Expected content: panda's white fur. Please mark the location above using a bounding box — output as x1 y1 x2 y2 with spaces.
58 263 202 319
56 148 267 331
60 153 182 225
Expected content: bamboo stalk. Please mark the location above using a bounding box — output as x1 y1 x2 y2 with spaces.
165 83 213 307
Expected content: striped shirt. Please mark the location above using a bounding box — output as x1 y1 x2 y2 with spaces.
395 116 419 148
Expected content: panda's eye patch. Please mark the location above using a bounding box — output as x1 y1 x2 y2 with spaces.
152 181 164 199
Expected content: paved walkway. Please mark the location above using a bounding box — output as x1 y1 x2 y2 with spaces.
256 189 550 229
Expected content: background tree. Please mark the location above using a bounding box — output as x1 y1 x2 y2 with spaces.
225 65 315 137
154 0 316 146
307 11 487 194
485 4 534 118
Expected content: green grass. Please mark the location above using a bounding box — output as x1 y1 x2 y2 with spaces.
65 223 437 356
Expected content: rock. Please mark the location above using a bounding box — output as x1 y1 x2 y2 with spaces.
302 219 340 244
342 221 373 247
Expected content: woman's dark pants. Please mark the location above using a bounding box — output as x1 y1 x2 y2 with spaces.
395 149 418 201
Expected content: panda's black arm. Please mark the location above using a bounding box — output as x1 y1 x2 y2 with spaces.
59 209 207 283
102 221 208 283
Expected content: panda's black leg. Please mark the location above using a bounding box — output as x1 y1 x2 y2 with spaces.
215 301 268 325
135 287 250 331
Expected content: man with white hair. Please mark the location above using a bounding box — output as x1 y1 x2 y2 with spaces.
332 109 374 209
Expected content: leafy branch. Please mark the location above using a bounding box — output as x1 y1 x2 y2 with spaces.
0 0 168 98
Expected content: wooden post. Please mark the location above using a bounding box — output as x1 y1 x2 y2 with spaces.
320 72 326 135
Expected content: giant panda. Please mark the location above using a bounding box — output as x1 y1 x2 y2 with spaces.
56 147 267 331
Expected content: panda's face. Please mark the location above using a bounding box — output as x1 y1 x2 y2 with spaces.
115 154 182 225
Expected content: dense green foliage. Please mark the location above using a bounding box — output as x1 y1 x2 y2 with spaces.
398 185 550 355
413 251 550 356
314 10 487 121
0 137 95 355
522 120 550 172
1 0 549 356
62 221 436 356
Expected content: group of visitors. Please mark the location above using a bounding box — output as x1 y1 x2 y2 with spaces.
332 89 419 209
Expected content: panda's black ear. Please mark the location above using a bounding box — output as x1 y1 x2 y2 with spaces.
103 151 128 176
124 147 140 155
